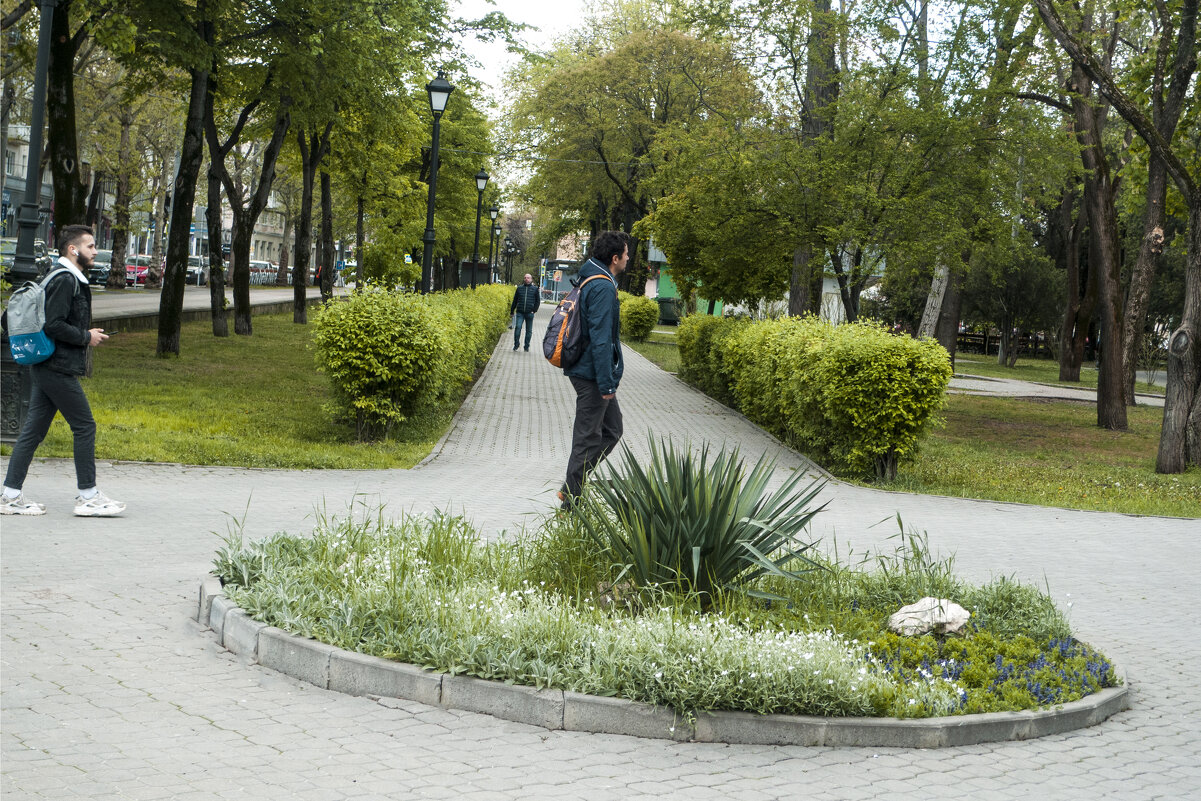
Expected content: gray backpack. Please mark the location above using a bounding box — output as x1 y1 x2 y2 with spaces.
5 267 77 365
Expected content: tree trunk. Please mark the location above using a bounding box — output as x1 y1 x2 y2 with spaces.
933 264 962 367
356 187 365 287
320 169 334 301
84 170 103 228
46 0 87 227
148 157 169 285
1056 188 1091 381
1070 60 1126 430
231 217 254 334
205 166 228 337
1122 157 1169 405
790 0 838 318
156 51 209 356
1157 198 1201 471
109 115 132 288
293 131 316 324
919 263 948 337
277 237 290 285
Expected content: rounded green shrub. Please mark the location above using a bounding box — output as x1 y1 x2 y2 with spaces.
617 291 660 341
313 285 510 441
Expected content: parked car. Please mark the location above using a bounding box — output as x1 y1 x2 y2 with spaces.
89 249 113 285
126 254 155 287
1 237 54 277
186 255 208 286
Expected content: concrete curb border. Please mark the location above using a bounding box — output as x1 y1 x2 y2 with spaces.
198 575 1129 747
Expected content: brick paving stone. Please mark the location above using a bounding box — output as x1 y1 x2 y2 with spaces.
3 312 1199 800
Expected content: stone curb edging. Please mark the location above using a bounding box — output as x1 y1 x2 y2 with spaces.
197 575 1129 747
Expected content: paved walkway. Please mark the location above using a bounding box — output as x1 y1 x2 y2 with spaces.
2 307 1198 800
89 285 338 321
951 373 1165 408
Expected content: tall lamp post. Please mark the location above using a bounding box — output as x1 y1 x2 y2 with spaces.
469 169 488 289
503 237 517 284
2 0 57 443
486 205 498 276
490 224 502 283
420 71 454 294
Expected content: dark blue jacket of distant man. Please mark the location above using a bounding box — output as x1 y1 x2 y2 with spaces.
563 257 623 396
510 282 540 315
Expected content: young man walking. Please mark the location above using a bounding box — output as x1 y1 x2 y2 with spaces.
1 225 125 517
510 273 540 351
559 231 629 508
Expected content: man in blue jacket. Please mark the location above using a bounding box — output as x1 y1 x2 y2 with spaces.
559 230 629 508
2 225 125 517
509 273 540 351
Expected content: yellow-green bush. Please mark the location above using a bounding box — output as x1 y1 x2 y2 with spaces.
313 285 510 440
677 314 746 405
617 291 660 341
679 315 951 480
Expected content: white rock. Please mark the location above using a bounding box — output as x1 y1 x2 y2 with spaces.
887 597 971 637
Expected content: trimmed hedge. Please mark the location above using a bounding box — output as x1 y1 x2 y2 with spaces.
677 314 951 479
312 285 511 440
617 290 660 341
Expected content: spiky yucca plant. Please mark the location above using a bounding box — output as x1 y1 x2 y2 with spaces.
577 437 827 606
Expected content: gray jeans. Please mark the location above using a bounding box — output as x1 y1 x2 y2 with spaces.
4 364 96 491
563 376 623 499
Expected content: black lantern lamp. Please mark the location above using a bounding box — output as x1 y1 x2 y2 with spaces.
419 71 454 294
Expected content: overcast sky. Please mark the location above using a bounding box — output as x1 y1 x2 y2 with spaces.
454 0 588 100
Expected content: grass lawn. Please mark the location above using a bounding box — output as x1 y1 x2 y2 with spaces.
626 330 682 373
3 312 461 469
955 355 1166 396
887 394 1199 517
627 336 1200 518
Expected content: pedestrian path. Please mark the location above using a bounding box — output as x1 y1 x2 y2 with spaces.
2 307 1198 800
951 373 1165 407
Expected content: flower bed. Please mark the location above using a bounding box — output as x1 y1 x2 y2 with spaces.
214 507 1118 720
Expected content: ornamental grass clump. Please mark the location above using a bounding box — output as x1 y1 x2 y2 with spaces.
576 436 826 607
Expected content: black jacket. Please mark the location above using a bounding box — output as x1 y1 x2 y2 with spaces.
510 283 540 315
42 269 92 376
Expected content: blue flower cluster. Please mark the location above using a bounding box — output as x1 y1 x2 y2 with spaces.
985 638 1115 706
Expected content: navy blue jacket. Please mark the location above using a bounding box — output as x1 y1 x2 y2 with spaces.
563 258 623 395
510 283 540 315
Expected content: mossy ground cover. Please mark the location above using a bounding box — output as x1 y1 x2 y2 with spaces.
214 508 1118 720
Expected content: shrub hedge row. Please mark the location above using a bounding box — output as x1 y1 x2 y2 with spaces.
677 315 952 479
312 285 511 440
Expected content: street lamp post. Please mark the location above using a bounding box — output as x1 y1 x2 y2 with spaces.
2 0 57 443
469 169 488 289
490 224 502 283
487 205 498 277
420 71 454 294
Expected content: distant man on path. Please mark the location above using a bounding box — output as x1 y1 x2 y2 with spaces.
558 231 628 508
1 225 125 517
510 273 540 352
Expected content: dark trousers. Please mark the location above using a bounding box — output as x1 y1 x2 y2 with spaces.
4 364 96 491
513 311 535 349
563 376 623 498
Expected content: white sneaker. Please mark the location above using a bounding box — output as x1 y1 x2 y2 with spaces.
0 493 47 516
73 490 126 517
